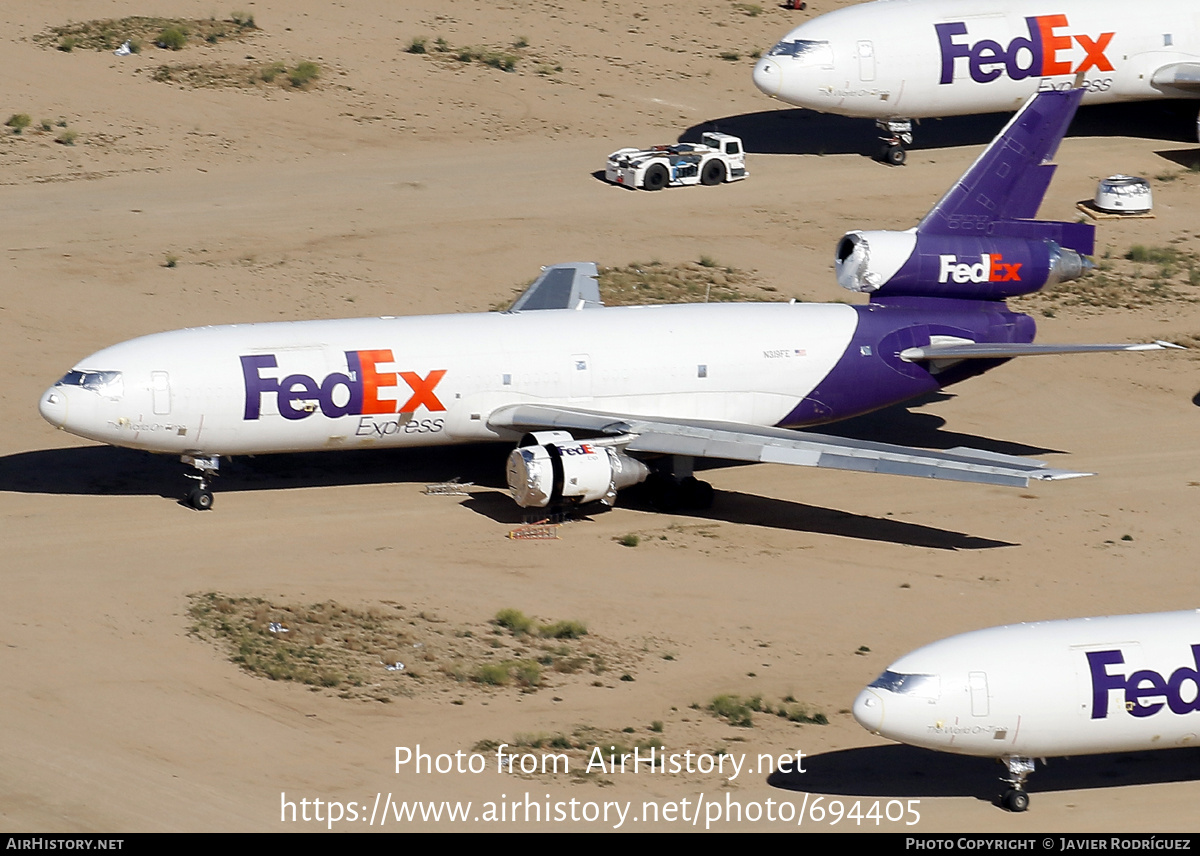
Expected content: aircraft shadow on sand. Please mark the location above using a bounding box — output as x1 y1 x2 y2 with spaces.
462 485 1014 549
682 100 1200 157
768 744 1200 804
4 421 1023 547
0 444 507 502
815 393 1060 457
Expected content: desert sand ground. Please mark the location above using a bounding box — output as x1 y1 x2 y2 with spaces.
3 0 1200 833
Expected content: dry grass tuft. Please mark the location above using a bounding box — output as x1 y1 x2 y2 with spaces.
188 593 622 701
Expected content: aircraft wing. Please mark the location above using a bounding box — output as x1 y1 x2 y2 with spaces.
899 340 1183 361
509 262 604 311
1151 63 1200 93
489 404 1090 488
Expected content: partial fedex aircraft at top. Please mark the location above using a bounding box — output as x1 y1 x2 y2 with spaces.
854 610 1200 812
752 0 1200 164
40 89 1174 511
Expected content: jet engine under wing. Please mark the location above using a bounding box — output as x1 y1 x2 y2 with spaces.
489 404 1090 488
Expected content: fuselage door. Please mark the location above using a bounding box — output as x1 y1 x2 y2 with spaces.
857 40 876 82
151 371 171 416
569 353 592 401
968 671 990 716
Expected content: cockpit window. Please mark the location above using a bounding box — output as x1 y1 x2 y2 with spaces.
57 370 124 395
869 670 940 699
767 39 833 66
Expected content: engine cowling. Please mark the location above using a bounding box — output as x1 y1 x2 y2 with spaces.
505 432 650 509
836 229 1090 299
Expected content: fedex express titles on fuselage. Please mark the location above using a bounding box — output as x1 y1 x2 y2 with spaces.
240 349 448 440
754 0 1200 119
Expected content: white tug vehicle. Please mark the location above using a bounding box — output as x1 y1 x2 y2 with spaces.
605 132 749 190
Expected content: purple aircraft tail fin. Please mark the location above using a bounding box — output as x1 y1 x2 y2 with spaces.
835 89 1095 300
918 88 1092 255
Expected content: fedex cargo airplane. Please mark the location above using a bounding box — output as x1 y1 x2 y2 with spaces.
752 0 1200 163
853 610 1200 812
39 89 1171 512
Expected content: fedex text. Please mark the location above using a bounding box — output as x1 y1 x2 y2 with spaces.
241 351 447 420
937 15 1115 85
1087 646 1200 719
938 254 1022 284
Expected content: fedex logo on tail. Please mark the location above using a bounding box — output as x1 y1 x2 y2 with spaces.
938 254 1022 284
937 15 1114 85
1087 647 1200 719
241 351 446 421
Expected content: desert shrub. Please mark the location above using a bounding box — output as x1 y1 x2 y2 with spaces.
157 27 187 50
708 694 758 727
494 608 535 636
259 61 286 82
540 620 587 640
288 61 320 88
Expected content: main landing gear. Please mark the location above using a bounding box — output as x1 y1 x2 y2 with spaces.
876 118 913 166
181 454 219 511
644 456 715 512
1000 755 1035 812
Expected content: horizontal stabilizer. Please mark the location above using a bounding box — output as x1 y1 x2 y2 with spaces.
509 263 603 311
900 341 1183 362
489 405 1090 488
986 219 1095 257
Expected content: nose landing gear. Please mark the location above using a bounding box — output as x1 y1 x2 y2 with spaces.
1000 755 1035 812
876 118 913 166
182 454 220 511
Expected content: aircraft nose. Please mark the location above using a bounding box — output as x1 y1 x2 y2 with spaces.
752 57 782 97
852 688 885 734
39 386 67 429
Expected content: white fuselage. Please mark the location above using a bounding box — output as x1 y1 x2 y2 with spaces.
753 0 1200 120
853 611 1200 759
39 303 859 458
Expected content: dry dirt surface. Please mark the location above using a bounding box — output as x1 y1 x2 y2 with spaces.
3 0 1200 834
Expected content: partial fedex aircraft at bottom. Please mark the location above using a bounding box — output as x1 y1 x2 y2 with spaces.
854 611 1200 812
38 90 1176 511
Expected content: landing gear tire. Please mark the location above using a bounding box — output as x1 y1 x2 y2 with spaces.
882 144 906 166
679 476 714 510
701 161 725 186
643 163 669 191
646 472 681 511
646 473 713 511
181 455 220 511
187 487 214 511
1002 789 1029 813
